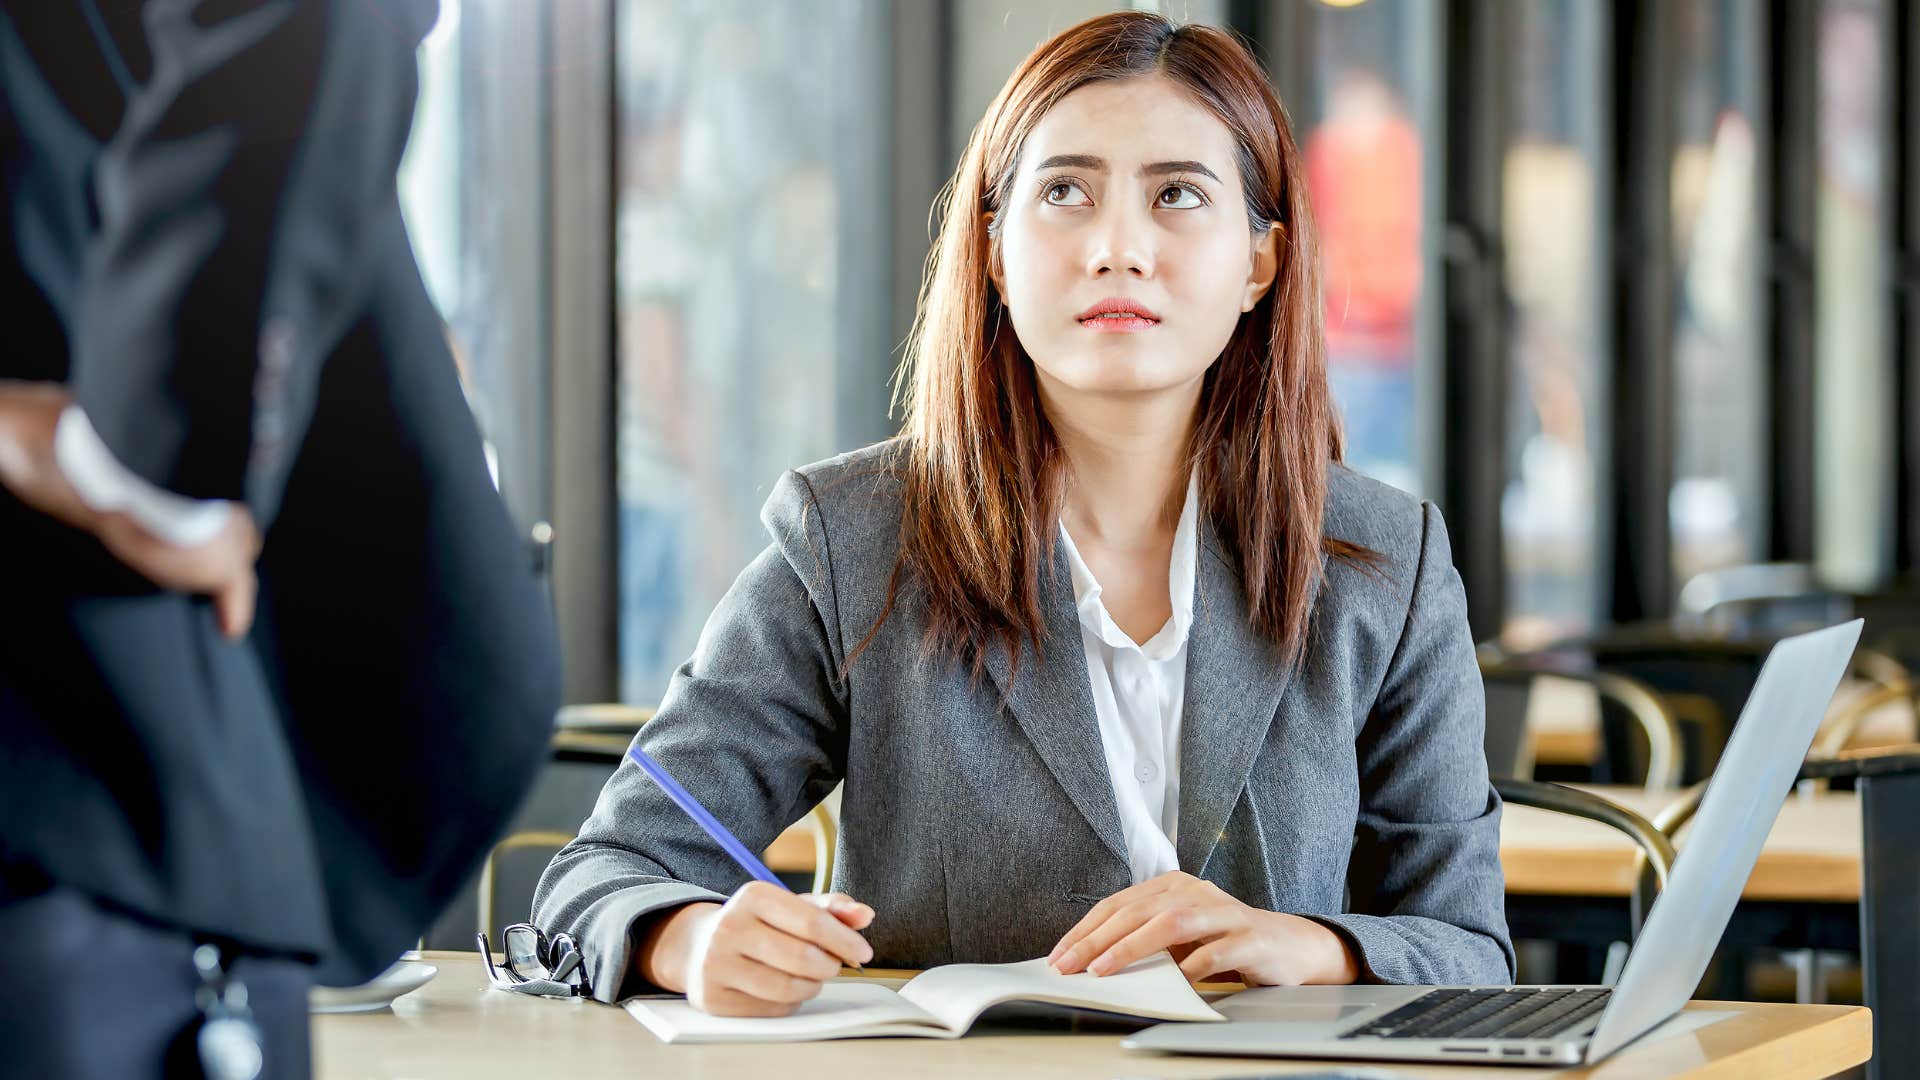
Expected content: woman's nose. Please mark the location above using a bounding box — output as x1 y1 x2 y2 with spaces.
1083 206 1155 279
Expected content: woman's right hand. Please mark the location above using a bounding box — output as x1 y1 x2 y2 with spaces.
636 882 876 1016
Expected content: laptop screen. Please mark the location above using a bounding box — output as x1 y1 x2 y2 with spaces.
1584 620 1862 1062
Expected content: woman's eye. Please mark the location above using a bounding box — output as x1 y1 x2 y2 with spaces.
1043 179 1091 206
1157 184 1203 209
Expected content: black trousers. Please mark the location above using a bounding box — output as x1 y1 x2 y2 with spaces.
0 884 314 1079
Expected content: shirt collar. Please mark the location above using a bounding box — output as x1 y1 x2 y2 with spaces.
1058 469 1200 661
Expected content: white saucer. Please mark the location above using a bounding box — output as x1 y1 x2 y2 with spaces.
310 960 438 1014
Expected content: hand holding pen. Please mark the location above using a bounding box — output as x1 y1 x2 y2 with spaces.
627 744 875 1017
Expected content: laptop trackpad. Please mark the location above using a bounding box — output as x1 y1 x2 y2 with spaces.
1222 1002 1376 1025
1214 985 1414 1036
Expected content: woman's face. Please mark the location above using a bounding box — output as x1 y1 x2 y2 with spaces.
990 74 1279 401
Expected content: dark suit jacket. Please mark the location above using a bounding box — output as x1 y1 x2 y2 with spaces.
535 443 1514 1002
0 0 559 984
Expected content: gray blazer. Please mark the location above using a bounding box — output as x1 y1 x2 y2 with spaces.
534 441 1514 1002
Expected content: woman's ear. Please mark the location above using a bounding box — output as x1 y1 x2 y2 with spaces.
983 211 1006 295
1242 222 1284 312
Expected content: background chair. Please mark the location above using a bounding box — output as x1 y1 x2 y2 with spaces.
1676 560 1918 740
1519 625 1902 780
1675 562 1847 639
1494 777 1675 987
1480 655 1684 790
1849 581 1920 674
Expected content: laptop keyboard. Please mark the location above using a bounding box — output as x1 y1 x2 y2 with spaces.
1342 988 1612 1041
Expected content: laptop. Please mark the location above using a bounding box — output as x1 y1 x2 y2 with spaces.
1123 619 1863 1068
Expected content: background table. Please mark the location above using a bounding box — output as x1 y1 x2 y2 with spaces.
1500 785 1862 902
1499 786 1865 1003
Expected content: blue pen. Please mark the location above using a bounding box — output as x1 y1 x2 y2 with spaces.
625 744 788 889
627 744 868 970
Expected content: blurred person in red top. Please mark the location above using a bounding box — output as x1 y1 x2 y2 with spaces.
1304 68 1421 489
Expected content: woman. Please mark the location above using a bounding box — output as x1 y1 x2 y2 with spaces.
534 11 1511 1017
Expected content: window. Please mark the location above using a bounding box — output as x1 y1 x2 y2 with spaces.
397 0 551 531
1293 0 1439 497
1667 0 1766 593
1813 0 1893 588
1500 0 1606 648
613 1 891 704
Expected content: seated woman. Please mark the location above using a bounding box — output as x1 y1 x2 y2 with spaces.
534 10 1512 1016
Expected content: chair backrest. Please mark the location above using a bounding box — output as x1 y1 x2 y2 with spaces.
1493 777 1674 941
1677 562 1820 619
1588 671 1684 791
1852 583 1920 672
1582 625 1901 783
1809 646 1917 763
1566 630 1771 784
1677 562 1846 639
1480 657 1683 790
1479 663 1535 781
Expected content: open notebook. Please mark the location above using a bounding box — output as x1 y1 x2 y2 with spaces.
624 953 1226 1043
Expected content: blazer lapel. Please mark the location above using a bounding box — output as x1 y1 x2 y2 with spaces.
983 541 1132 871
1176 523 1302 876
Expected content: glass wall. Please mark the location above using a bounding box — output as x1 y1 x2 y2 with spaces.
946 2 1228 165
613 0 890 704
1667 0 1766 594
1292 0 1439 497
1813 0 1893 589
1500 0 1606 648
396 0 551 531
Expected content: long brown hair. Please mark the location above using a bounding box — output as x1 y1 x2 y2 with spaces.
861 11 1370 677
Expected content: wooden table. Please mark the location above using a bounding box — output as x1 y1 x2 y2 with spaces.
313 953 1869 1079
1527 674 1607 767
1500 786 1862 902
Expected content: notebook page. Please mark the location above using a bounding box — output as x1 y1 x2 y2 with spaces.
896 953 1225 1034
623 982 950 1044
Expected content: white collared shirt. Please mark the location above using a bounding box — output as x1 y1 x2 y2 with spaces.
1058 470 1199 885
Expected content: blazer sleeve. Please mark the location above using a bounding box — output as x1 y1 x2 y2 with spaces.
1312 501 1517 985
70 0 435 523
532 470 852 1002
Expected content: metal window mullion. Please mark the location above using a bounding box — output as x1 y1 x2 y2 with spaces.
1606 0 1677 623
1438 0 1510 641
1762 0 1818 564
1258 0 1313 141
549 0 617 704
877 1 949 442
1893 0 1920 576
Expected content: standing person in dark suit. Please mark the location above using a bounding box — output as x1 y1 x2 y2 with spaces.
0 2 561 1076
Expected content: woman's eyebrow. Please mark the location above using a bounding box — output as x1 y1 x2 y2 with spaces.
1143 160 1221 183
1033 154 1221 184
1035 153 1107 172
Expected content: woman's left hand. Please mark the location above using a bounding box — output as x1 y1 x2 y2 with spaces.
1047 871 1360 986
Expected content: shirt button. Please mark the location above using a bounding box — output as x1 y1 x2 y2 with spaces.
1135 761 1157 783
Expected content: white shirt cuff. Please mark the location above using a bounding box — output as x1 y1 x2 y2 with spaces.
53 404 234 547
